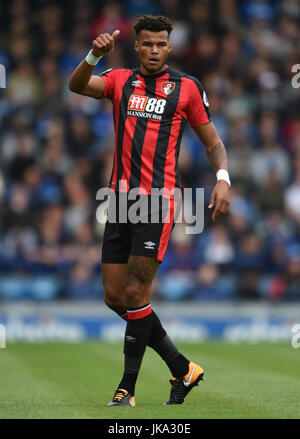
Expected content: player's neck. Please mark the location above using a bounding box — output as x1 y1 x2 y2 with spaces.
139 63 168 76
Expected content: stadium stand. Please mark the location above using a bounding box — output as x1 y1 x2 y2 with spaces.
0 0 300 302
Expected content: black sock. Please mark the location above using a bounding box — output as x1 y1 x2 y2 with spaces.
118 304 152 395
148 310 167 345
148 310 190 378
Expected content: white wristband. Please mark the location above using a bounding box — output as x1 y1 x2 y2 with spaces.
216 169 231 186
85 49 103 66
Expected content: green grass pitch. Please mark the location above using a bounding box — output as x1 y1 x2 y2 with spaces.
0 341 300 419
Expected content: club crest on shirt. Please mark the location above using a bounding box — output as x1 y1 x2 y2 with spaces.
162 82 175 95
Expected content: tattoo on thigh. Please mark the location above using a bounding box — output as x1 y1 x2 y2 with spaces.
127 256 160 284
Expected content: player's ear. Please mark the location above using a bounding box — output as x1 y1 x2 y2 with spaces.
134 40 139 53
168 42 172 54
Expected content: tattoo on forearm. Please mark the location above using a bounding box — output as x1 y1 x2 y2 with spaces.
207 141 228 173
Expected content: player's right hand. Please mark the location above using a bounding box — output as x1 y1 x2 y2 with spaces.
92 30 120 57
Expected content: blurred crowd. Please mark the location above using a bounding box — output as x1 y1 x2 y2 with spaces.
0 0 300 302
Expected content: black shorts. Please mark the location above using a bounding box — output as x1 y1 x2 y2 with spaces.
101 191 181 263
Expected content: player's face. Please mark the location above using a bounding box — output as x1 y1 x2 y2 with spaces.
134 30 171 74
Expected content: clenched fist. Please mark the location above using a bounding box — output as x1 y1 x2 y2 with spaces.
92 30 120 57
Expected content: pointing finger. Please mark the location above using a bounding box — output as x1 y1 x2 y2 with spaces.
212 209 220 221
208 190 216 209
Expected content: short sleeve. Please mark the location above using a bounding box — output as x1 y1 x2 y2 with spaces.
99 68 116 99
186 78 211 127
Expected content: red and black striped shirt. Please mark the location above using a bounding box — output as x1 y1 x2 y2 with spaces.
100 65 211 195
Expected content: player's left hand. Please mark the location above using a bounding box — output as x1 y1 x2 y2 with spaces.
208 180 230 221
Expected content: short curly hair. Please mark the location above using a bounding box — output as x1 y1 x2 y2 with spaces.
134 15 173 36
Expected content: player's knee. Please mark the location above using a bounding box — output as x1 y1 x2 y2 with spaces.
104 287 123 311
125 281 148 309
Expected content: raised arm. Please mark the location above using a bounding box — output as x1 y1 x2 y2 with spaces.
69 30 120 99
193 122 230 221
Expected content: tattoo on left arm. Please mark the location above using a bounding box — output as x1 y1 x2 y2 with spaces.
206 141 228 173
